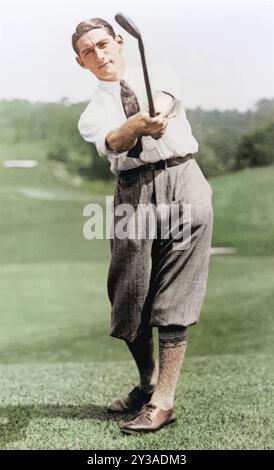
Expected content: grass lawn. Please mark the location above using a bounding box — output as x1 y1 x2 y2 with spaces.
0 161 273 449
0 354 272 450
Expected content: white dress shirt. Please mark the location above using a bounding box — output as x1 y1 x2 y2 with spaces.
78 62 198 176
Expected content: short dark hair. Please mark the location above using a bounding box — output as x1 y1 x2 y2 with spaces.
72 18 116 55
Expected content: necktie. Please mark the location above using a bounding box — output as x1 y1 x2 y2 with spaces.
120 79 143 159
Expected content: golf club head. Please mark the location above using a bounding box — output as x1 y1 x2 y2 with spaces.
115 13 141 39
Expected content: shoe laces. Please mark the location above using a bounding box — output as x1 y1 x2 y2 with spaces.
137 403 156 422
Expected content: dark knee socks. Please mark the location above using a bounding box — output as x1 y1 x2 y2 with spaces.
126 327 158 392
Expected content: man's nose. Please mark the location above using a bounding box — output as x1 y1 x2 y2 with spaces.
95 48 106 61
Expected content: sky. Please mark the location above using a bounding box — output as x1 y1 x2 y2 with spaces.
0 0 273 110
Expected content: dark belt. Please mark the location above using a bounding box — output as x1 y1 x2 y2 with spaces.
120 154 193 177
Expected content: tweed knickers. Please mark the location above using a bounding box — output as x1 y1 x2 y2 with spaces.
107 157 213 343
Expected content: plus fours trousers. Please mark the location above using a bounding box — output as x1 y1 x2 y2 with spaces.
107 157 213 343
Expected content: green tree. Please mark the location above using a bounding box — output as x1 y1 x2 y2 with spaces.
235 123 274 169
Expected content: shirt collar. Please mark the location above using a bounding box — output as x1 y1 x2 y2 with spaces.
98 79 121 95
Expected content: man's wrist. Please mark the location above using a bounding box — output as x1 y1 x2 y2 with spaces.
124 115 142 138
106 122 139 154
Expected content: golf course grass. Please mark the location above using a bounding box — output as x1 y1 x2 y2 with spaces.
0 159 273 449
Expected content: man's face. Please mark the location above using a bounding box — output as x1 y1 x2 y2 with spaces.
76 28 125 81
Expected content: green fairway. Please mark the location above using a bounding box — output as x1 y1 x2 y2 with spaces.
0 161 273 449
212 166 274 255
0 354 273 450
0 256 273 363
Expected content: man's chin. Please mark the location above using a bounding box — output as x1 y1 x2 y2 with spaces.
98 71 120 81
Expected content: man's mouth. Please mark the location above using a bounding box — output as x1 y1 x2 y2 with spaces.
98 62 110 69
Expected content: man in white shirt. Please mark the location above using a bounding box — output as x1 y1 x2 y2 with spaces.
78 60 199 176
72 17 213 434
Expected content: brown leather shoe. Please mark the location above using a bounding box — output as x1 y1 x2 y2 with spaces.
121 402 176 434
107 386 154 414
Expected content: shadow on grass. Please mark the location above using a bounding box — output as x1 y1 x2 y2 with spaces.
0 404 134 447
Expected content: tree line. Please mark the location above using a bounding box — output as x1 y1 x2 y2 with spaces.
0 97 273 179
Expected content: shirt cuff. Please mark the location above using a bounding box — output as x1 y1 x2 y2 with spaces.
156 90 181 118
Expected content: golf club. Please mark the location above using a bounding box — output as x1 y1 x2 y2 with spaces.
115 12 156 117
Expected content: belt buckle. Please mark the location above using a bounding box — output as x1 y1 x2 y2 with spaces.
145 163 154 171
164 160 168 170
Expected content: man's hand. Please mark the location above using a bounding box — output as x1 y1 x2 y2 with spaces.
149 113 168 139
132 92 174 140
105 108 168 154
129 111 168 140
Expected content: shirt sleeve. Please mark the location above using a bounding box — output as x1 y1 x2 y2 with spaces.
78 103 126 159
139 62 182 157
157 91 177 117
149 62 183 119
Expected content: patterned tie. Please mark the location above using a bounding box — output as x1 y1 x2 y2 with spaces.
120 79 143 159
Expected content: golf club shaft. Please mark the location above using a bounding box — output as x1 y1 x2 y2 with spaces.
138 39 155 117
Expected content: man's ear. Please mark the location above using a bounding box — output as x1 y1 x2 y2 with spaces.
75 56 87 69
